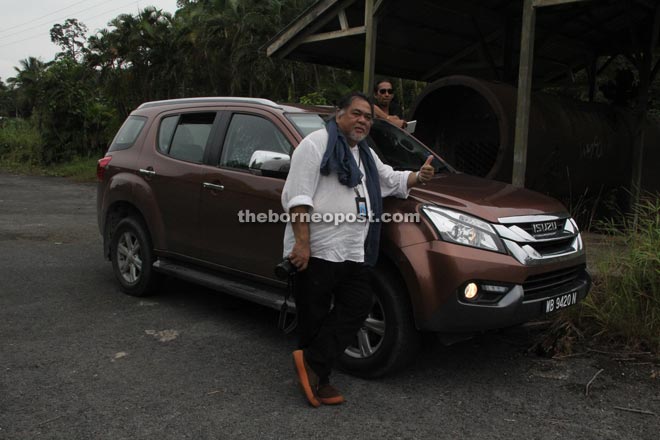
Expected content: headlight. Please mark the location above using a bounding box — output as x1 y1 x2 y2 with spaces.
422 206 506 253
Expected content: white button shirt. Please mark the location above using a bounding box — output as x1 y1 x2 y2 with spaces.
282 128 412 263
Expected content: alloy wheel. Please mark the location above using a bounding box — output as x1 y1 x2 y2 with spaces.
344 297 386 359
116 231 143 284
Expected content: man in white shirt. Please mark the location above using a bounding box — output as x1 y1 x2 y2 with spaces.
283 92 434 407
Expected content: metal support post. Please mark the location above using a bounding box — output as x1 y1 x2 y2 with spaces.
362 0 377 94
512 0 536 187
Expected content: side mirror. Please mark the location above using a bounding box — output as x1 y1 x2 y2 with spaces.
249 150 291 178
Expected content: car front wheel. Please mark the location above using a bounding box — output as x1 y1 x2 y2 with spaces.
338 266 421 378
110 217 158 296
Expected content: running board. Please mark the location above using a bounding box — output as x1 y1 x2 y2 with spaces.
153 259 295 311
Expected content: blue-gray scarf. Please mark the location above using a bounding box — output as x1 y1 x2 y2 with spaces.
320 119 382 266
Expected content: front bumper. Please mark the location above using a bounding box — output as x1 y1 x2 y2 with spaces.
394 237 591 333
421 268 591 332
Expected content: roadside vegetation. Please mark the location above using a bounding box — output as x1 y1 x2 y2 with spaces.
0 118 96 181
551 196 660 354
0 155 98 182
0 118 42 167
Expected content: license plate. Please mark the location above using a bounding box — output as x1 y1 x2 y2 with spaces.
544 291 578 313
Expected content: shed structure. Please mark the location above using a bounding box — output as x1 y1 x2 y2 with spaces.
266 0 660 197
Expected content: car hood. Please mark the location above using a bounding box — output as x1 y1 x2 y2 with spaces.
410 173 568 223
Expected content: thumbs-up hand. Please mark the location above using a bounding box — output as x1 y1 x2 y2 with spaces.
417 155 435 185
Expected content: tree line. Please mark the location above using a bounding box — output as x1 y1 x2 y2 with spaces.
0 0 373 163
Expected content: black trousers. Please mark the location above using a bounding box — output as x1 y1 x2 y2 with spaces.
295 257 374 383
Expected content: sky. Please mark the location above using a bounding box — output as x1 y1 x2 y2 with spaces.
0 0 179 83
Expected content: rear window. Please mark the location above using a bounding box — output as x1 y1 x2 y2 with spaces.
108 116 147 152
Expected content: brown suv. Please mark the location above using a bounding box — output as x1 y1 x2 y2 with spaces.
97 97 591 377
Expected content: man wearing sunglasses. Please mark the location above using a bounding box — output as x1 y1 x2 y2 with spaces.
373 79 406 129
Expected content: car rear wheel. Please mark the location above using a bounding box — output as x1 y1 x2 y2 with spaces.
338 266 421 378
111 217 158 296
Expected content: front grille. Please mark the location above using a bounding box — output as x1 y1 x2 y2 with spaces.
529 237 576 255
523 265 586 300
495 215 581 265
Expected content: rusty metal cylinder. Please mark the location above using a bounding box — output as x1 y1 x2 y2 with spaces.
409 75 658 199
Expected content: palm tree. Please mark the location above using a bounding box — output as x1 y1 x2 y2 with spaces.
6 57 47 117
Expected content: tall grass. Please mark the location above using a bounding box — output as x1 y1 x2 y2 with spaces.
0 118 43 167
574 195 660 352
0 118 98 182
45 157 99 182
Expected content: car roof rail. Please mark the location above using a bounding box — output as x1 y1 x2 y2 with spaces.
137 97 282 110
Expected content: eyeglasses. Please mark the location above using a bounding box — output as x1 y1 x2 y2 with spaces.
378 88 394 95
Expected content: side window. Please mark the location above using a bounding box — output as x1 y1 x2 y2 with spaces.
158 112 216 163
108 115 146 152
158 116 178 153
219 114 292 170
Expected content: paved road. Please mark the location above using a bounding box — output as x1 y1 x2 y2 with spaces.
0 172 658 439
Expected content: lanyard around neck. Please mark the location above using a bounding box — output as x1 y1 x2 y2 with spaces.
353 149 365 198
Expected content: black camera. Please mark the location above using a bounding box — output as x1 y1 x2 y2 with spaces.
274 258 297 280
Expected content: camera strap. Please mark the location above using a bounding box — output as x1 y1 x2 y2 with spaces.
278 274 298 334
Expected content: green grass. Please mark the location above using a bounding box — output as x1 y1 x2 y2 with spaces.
562 196 660 353
0 156 99 182
0 118 43 166
44 157 99 182
1 118 99 182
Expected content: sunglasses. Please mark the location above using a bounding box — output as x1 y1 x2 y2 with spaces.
378 88 394 95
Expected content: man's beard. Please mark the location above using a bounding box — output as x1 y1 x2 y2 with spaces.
347 129 367 144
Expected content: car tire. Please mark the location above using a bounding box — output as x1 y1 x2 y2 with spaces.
110 217 159 297
338 266 421 378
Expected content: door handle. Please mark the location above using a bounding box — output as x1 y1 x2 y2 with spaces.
139 168 156 177
203 182 225 191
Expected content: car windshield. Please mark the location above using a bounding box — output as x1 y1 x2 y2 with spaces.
367 120 450 173
287 113 326 137
288 113 450 173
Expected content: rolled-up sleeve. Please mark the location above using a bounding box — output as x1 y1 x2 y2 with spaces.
372 147 413 198
282 136 323 212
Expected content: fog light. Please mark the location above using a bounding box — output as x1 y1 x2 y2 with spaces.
464 283 478 300
481 284 510 293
